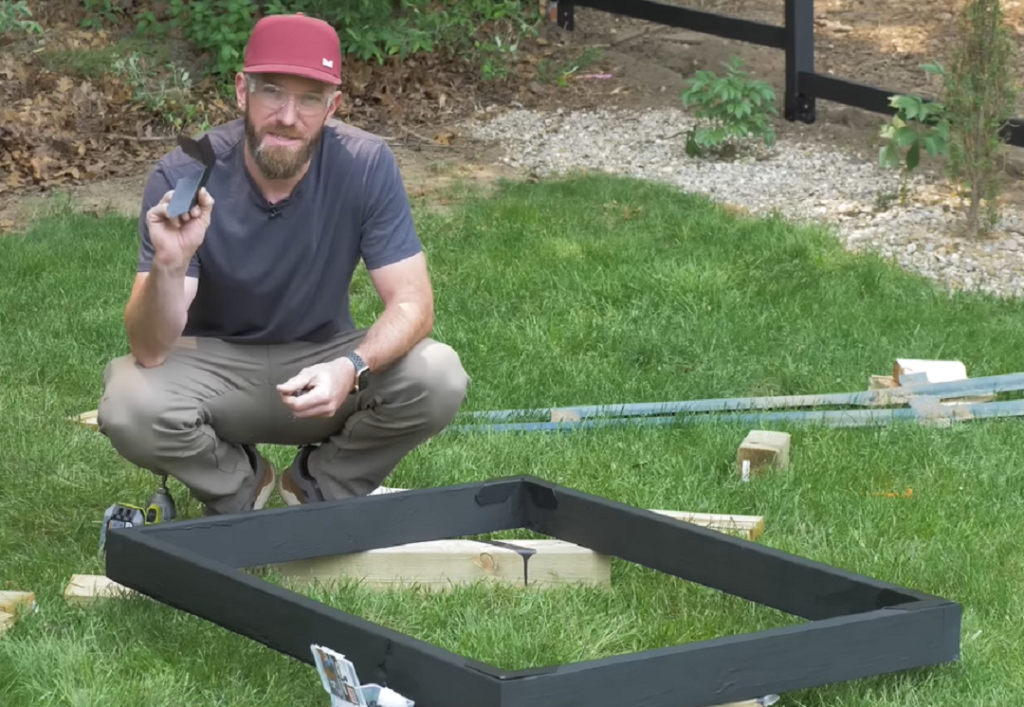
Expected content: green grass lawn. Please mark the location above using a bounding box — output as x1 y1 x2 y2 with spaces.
2 173 1024 706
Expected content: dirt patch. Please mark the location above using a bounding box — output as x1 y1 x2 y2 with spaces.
0 137 516 232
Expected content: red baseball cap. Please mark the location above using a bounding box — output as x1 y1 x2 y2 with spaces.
244 12 342 85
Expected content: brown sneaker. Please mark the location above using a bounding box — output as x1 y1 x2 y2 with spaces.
279 445 326 506
203 445 276 516
251 448 276 511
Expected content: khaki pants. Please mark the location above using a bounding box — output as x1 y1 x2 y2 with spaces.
96 328 470 514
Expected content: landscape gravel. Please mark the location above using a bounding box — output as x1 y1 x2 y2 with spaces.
466 106 1024 300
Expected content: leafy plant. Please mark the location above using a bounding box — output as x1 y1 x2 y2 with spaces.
0 0 43 39
680 56 778 159
942 0 1018 237
79 0 120 30
76 0 541 82
878 64 951 206
164 0 259 79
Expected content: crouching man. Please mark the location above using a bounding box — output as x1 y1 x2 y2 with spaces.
96 13 470 516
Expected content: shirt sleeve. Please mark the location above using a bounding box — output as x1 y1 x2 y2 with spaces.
137 163 201 278
359 141 423 271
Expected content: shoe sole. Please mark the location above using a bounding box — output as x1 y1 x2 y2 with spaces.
252 459 277 511
278 470 304 507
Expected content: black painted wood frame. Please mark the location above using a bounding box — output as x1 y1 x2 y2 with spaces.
104 476 962 707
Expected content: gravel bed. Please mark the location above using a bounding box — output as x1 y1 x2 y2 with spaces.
465 106 1024 299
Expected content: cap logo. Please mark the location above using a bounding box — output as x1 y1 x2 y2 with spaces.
322 58 334 68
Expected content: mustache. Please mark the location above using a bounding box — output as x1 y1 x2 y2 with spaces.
261 128 304 140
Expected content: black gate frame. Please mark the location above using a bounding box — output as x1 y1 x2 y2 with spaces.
105 475 962 707
552 0 1024 148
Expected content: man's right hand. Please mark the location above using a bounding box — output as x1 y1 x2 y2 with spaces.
146 187 214 273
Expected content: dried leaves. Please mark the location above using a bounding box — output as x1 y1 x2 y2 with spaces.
0 53 161 194
0 21 613 203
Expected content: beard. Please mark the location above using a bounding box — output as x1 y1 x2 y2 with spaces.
244 110 322 180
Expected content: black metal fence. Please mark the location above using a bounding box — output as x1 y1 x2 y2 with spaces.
550 0 1024 148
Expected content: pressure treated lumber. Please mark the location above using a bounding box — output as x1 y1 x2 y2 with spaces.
269 538 612 590
737 430 790 480
63 574 139 605
462 369 1024 424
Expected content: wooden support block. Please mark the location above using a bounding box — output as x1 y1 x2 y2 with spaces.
737 430 790 480
269 539 611 591
63 574 139 606
69 409 98 431
869 374 898 390
0 590 36 615
650 509 765 542
0 611 15 638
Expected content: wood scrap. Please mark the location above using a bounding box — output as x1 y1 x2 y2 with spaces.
869 374 898 389
0 590 35 614
0 612 15 638
63 574 139 606
69 409 98 430
737 430 790 480
0 590 36 638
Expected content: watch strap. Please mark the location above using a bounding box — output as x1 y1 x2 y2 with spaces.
345 351 370 391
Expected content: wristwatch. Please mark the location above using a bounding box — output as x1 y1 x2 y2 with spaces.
345 351 370 392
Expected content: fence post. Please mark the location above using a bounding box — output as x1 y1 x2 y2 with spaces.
546 0 574 31
784 0 815 123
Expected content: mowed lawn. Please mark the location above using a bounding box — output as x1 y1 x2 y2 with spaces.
2 173 1024 706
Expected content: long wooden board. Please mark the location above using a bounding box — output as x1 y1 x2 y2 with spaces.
269 538 612 591
462 370 1024 423
650 509 765 541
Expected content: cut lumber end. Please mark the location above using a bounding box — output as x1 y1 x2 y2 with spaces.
868 374 898 390
63 574 138 606
268 539 611 591
0 590 36 615
69 409 99 431
650 509 765 541
0 611 15 638
737 429 791 480
551 408 582 423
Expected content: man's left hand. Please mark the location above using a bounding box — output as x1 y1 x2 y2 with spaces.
277 359 355 418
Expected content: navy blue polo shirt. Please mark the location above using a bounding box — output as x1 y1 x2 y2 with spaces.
135 118 422 344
